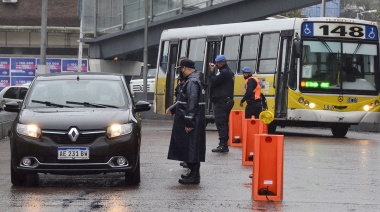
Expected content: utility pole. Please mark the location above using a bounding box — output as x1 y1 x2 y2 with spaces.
320 0 326 17
78 0 83 72
40 0 47 65
142 0 149 95
38 0 50 75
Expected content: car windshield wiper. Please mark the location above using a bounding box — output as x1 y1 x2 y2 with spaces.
31 100 73 108
66 101 118 108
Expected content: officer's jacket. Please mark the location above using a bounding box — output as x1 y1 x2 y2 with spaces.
208 64 234 100
167 71 206 163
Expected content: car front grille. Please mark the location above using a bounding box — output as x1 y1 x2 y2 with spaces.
42 130 105 144
132 84 150 92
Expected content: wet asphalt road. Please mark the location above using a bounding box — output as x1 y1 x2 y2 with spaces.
0 119 379 212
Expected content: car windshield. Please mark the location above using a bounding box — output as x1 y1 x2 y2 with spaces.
300 40 378 94
26 79 128 108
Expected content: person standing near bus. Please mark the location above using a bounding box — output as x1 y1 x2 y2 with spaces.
239 66 262 119
208 55 235 153
167 59 206 184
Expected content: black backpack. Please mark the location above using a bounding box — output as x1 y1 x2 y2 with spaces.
260 93 268 111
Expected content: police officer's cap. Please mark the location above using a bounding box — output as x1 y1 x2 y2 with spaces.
241 67 252 73
215 55 227 63
176 59 195 69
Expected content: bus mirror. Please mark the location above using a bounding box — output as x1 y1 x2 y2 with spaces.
293 40 301 58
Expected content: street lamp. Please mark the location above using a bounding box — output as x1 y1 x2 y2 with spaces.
356 10 377 20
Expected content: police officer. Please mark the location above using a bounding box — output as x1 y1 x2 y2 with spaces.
240 67 262 119
167 59 206 184
208 55 235 153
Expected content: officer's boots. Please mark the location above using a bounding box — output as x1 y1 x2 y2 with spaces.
212 140 229 153
179 163 200 184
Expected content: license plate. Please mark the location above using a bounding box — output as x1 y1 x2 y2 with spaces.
58 147 89 160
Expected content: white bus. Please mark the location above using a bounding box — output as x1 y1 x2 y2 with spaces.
154 17 380 137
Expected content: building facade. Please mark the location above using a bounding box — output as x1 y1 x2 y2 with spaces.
303 0 340 17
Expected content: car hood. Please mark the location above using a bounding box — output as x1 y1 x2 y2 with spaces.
18 108 137 130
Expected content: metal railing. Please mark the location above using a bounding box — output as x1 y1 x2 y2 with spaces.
81 0 232 36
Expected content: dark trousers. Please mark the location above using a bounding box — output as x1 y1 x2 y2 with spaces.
245 102 262 119
213 99 234 146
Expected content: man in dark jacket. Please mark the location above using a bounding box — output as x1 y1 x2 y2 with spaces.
208 55 235 153
240 66 262 119
167 59 206 184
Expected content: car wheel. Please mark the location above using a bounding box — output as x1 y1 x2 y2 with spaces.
125 156 140 186
11 161 27 186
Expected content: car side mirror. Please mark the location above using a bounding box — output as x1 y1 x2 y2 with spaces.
135 101 151 112
4 101 21 113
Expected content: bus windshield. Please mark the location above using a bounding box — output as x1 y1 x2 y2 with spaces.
300 40 378 94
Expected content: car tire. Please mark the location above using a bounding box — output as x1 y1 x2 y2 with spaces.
125 156 140 186
11 161 27 186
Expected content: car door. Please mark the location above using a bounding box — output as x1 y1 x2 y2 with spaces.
1 87 24 108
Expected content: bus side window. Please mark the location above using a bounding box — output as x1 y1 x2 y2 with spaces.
174 40 188 76
223 35 240 74
160 41 169 73
258 32 280 74
188 38 206 72
239 34 259 75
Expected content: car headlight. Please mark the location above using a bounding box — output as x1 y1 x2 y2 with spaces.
107 123 133 138
17 124 41 138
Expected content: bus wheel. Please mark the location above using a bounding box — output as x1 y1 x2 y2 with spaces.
331 125 348 138
268 124 276 134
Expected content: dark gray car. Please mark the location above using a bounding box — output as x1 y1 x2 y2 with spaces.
5 72 151 186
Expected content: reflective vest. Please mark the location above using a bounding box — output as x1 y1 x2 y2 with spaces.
245 76 261 100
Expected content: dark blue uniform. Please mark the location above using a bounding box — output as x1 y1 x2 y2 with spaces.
208 64 235 149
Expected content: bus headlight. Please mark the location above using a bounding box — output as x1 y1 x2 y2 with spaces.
309 102 316 109
304 100 309 106
16 124 41 138
375 100 379 106
298 97 304 103
107 123 133 138
363 105 370 111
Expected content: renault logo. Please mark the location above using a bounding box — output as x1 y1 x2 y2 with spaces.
68 128 79 142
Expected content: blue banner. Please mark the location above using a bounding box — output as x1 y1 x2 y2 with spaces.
62 59 88 72
11 77 34 86
11 58 36 77
0 77 11 91
36 58 62 73
0 58 10 76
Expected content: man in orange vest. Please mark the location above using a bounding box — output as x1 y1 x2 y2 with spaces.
240 67 262 119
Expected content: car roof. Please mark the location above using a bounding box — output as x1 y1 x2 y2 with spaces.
2 85 29 89
35 72 125 81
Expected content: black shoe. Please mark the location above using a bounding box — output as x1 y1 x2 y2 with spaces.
211 145 229 153
179 162 188 168
178 173 200 184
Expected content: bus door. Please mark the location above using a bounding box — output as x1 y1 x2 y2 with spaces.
164 40 179 110
274 30 293 118
205 36 222 119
